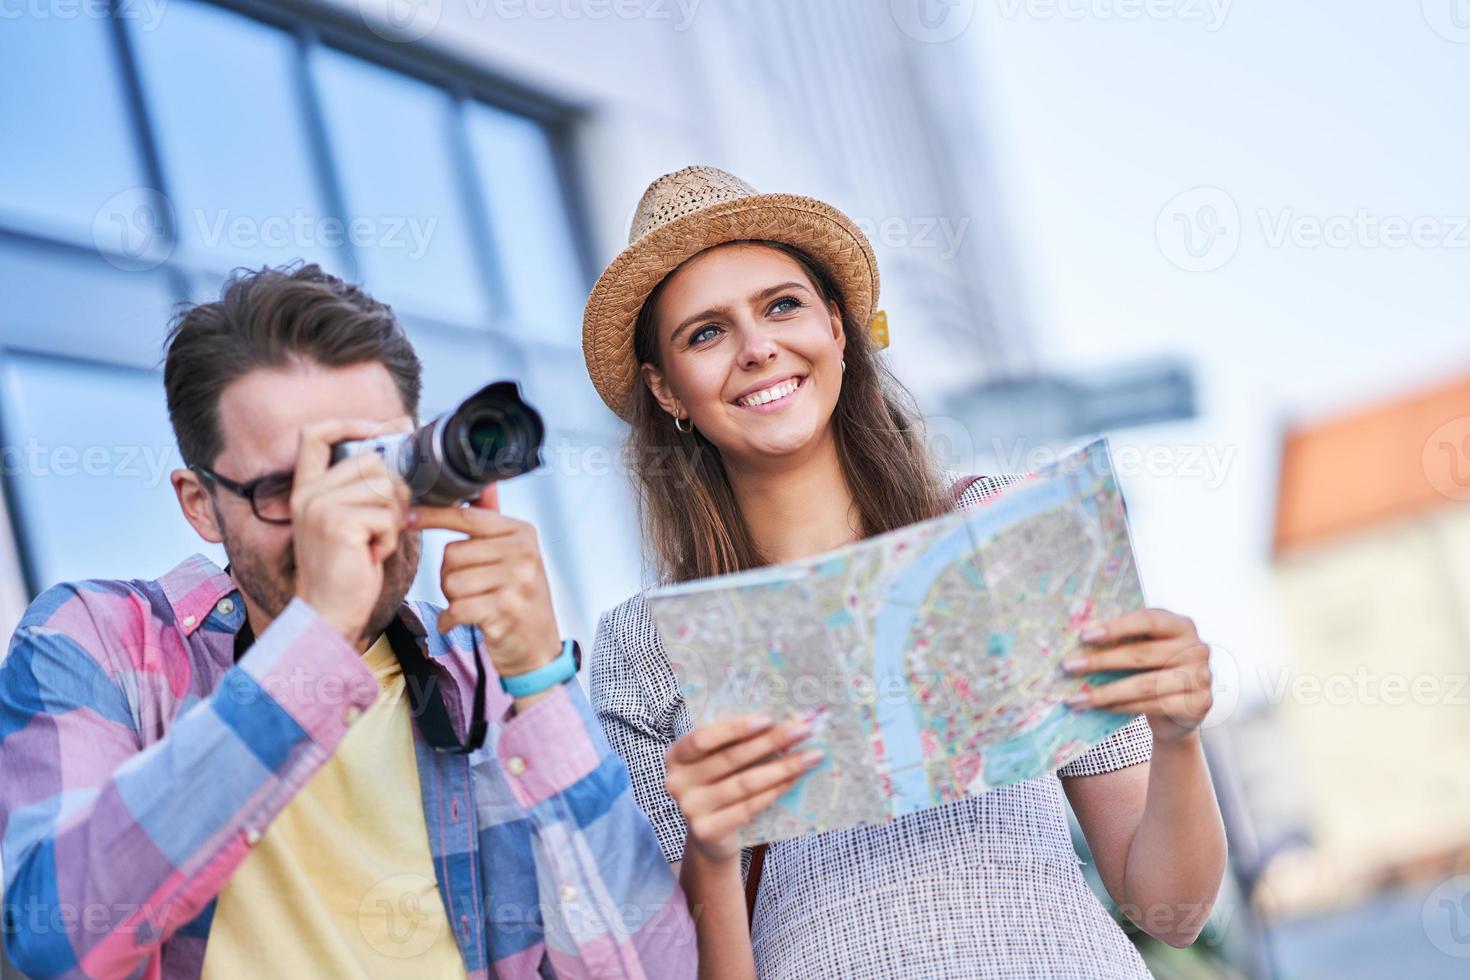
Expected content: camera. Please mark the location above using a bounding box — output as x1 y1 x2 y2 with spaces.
330 380 545 506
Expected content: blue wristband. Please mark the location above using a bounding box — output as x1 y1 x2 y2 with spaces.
499 640 579 698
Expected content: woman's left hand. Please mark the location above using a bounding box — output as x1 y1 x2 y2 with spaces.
1062 608 1213 743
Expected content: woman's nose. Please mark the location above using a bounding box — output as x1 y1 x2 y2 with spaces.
736 325 779 368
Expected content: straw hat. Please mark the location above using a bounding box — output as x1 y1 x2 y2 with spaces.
582 165 883 420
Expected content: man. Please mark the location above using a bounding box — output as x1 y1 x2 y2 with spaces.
0 265 695 979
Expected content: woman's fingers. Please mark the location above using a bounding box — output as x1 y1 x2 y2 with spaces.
686 718 813 786
1072 661 1202 708
666 717 815 799
684 746 823 817
666 714 775 768
1080 607 1198 644
684 755 821 843
1064 639 1208 675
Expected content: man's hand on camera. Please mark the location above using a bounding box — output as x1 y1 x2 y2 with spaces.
290 417 412 645
412 485 562 695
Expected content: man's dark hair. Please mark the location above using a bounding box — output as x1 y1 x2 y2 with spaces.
163 263 423 468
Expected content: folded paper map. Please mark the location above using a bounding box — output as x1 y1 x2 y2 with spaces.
645 437 1147 846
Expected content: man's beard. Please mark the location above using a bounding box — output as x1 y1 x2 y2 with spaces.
220 517 422 648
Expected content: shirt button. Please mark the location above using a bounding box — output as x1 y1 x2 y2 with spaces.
217 597 236 615
181 615 197 628
560 884 577 902
506 756 526 776
245 827 262 846
344 706 363 725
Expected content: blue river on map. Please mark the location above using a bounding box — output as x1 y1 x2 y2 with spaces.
870 470 1079 816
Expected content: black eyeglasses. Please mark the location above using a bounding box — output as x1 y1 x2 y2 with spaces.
193 465 294 525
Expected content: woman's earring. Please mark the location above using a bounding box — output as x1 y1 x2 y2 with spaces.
674 414 694 434
840 358 847 372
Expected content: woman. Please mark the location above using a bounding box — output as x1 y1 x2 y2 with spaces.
583 166 1226 978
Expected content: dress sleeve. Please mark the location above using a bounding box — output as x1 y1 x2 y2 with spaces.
588 598 692 864
1057 713 1154 778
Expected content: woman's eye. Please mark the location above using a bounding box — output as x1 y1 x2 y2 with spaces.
689 324 721 346
769 296 802 315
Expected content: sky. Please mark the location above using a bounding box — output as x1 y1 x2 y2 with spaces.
959 0 1470 704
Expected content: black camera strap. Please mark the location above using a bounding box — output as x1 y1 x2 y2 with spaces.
232 608 488 756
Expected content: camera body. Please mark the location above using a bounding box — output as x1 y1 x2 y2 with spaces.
330 380 545 506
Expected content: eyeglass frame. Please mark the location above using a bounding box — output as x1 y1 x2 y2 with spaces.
192 464 295 525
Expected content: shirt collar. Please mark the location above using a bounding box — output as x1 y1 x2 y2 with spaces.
157 554 238 636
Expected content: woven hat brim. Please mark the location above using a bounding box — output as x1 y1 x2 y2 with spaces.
582 192 879 420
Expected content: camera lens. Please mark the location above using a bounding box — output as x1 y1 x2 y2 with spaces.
467 416 509 467
444 383 544 487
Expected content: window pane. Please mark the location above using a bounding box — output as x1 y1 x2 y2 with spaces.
546 430 645 627
311 49 487 326
128 0 342 276
0 237 179 370
0 16 150 247
465 104 585 345
399 324 565 608
0 353 222 591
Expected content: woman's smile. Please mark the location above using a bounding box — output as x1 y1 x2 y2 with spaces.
733 374 807 412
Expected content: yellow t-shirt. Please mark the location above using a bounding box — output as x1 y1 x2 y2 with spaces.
202 634 468 979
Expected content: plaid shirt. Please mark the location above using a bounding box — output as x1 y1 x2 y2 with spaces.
0 554 696 980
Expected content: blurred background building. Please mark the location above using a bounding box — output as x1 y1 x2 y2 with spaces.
3 2 1470 977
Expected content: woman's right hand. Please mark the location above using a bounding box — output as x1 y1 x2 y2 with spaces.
665 715 824 864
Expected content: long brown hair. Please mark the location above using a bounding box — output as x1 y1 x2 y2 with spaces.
628 240 949 583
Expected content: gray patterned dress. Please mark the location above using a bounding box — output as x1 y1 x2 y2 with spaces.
590 475 1154 978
